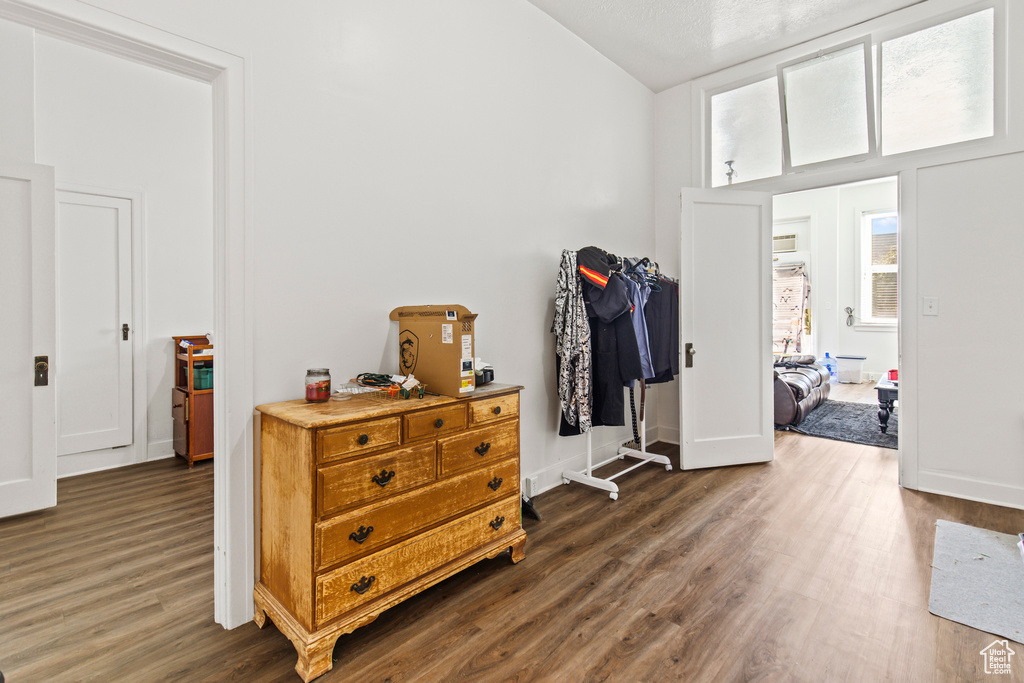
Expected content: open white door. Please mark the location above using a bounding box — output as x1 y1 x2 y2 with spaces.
0 160 57 517
680 188 773 470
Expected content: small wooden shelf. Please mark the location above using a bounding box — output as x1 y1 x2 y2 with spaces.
172 335 214 468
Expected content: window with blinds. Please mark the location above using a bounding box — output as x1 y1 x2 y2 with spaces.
862 212 898 322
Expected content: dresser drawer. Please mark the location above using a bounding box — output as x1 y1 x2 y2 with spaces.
469 392 519 425
438 420 519 475
316 457 518 570
315 496 521 627
319 417 401 464
404 405 467 442
317 441 436 518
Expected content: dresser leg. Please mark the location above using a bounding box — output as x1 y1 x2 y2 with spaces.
295 640 336 683
252 589 269 628
509 534 527 564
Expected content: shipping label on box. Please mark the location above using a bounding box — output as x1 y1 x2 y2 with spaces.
390 305 477 398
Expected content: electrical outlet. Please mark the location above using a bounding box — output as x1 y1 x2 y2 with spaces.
524 477 539 498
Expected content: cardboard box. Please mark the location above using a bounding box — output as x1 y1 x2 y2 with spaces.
389 305 477 397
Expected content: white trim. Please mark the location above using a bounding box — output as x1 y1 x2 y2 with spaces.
896 169 918 490
0 0 254 629
917 469 1024 510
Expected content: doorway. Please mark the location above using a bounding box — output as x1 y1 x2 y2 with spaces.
35 32 215 478
772 177 899 446
0 0 253 629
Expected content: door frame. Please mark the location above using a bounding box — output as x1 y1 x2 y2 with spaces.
0 0 254 629
55 183 147 475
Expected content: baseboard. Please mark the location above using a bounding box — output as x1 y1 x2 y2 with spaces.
916 470 1024 511
57 448 137 479
147 439 175 461
655 426 680 445
57 440 176 478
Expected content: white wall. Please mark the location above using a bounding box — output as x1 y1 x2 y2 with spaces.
31 32 214 475
62 0 656 490
774 179 899 380
911 153 1024 507
650 82 691 444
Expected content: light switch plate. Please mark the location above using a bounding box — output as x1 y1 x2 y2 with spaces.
922 296 939 316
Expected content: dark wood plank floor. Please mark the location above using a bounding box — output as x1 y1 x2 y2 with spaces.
1 433 1022 682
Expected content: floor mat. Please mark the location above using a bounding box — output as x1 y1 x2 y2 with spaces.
787 399 897 449
929 520 1024 645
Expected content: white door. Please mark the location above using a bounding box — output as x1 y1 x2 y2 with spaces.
55 190 133 456
680 188 774 469
0 160 57 517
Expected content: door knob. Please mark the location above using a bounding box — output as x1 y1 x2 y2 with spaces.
122 323 130 341
685 343 695 368
34 356 49 386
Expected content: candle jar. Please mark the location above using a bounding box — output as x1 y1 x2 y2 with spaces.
305 368 331 402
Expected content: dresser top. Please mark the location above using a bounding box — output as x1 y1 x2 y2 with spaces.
256 382 522 429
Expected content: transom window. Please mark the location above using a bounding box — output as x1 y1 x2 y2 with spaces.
708 6 997 188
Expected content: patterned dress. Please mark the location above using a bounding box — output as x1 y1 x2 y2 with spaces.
551 250 592 432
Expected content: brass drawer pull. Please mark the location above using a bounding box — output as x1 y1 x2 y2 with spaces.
489 516 505 531
493 406 501 415
358 434 369 445
487 477 503 491
475 442 491 456
434 418 444 429
351 575 376 594
349 525 374 544
372 469 395 487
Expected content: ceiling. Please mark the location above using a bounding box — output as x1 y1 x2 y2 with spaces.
524 0 925 92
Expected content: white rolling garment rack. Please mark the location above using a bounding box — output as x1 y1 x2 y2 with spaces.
561 382 672 500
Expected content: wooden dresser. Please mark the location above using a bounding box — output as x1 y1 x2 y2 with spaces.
254 383 527 681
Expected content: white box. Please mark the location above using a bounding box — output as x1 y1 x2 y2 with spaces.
835 355 867 383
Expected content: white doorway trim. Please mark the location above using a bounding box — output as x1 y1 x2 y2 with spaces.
0 0 254 629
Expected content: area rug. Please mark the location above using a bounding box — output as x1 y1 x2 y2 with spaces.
789 399 897 449
929 520 1024 645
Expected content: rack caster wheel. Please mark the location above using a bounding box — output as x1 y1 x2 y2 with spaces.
609 492 618 500
665 465 673 471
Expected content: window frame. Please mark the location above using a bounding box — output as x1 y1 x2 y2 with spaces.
874 3 1004 160
704 71 780 188
858 209 899 328
777 37 877 174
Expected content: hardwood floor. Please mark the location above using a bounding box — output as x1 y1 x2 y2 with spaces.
1 434 1021 682
828 379 884 405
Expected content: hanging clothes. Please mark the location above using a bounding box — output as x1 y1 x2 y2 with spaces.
552 246 674 437
559 270 643 436
622 258 655 382
551 250 592 432
644 275 679 384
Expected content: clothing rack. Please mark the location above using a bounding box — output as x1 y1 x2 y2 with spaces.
555 252 676 500
561 380 672 500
